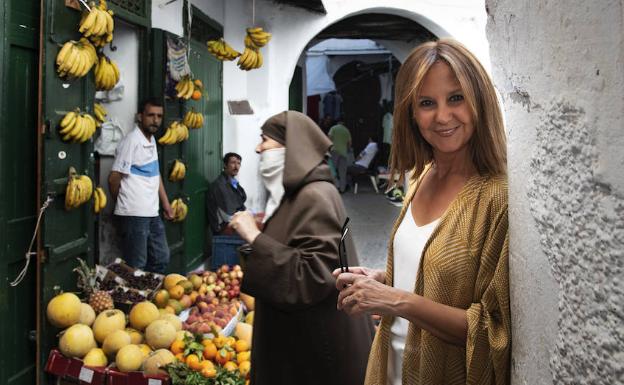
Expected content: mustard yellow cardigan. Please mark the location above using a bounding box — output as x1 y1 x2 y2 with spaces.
365 172 510 385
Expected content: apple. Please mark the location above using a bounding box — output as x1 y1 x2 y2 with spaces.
220 265 230 274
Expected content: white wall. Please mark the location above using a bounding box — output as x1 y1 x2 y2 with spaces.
148 0 488 210
486 1 624 384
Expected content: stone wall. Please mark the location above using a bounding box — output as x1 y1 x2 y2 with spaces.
486 1 624 384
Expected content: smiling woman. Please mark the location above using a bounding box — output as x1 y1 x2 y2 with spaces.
334 39 511 385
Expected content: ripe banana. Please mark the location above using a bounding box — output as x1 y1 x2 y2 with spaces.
206 38 240 61
60 111 98 143
170 198 188 222
175 77 196 100
80 2 114 39
168 160 186 182
158 121 189 145
94 54 120 91
183 110 204 129
65 171 94 210
94 103 107 125
237 47 263 71
56 39 97 79
93 186 107 214
245 27 272 48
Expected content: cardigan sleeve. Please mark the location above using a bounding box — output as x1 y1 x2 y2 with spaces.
240 187 344 312
465 205 511 385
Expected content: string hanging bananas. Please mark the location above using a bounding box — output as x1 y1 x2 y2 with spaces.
56 38 97 78
79 0 115 47
93 103 107 126
93 186 107 214
95 54 120 91
170 198 188 222
206 38 241 61
168 160 187 182
59 109 98 143
157 121 189 145
65 172 94 210
183 109 204 129
237 47 263 71
245 27 272 49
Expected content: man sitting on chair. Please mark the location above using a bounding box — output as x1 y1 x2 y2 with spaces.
346 136 379 189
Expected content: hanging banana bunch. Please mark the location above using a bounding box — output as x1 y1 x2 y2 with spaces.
183 109 204 129
93 103 107 126
59 109 98 143
245 27 272 49
174 77 198 100
95 54 120 91
237 47 263 71
206 38 241 61
56 38 97 79
168 160 187 182
93 187 107 214
79 0 115 47
170 198 189 222
65 168 94 210
157 121 189 145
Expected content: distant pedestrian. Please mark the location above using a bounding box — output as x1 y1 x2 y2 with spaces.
328 121 352 193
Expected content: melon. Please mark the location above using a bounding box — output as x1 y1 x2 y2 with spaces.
125 328 144 344
129 301 160 331
47 292 82 328
137 344 152 358
92 309 126 344
142 349 175 375
116 344 144 372
145 319 176 349
83 348 108 367
159 313 182 331
79 303 96 326
59 324 97 358
102 330 131 358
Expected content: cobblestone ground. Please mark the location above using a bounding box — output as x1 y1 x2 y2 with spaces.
341 184 402 271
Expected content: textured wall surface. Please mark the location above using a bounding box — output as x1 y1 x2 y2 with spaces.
486 1 624 384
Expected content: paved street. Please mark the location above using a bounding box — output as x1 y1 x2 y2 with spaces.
340 184 402 271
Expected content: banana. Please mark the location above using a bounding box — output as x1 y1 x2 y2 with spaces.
56 42 74 68
60 110 78 132
97 187 107 212
82 113 97 142
94 103 107 124
93 187 100 213
158 127 174 145
80 175 93 201
79 9 98 35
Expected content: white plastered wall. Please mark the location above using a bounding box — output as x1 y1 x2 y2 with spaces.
150 0 488 210
486 1 624 384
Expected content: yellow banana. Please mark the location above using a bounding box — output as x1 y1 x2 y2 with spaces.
93 187 100 213
56 42 74 68
79 10 98 35
60 110 78 131
97 187 107 212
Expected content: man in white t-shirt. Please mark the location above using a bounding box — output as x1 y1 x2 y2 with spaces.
346 136 379 189
108 97 174 273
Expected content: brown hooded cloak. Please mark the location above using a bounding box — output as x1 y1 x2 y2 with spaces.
241 111 375 385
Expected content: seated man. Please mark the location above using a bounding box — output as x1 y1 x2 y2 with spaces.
347 136 379 186
207 153 247 233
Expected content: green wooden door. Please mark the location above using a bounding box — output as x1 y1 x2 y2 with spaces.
289 65 303 112
183 39 223 270
38 1 96 383
149 29 187 273
0 0 39 384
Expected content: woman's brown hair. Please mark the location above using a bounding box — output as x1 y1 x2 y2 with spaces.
389 38 507 181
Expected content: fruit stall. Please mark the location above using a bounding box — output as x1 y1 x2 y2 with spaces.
44 259 254 385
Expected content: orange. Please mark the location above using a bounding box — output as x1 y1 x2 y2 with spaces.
153 290 170 308
234 339 249 353
175 352 185 362
200 367 216 378
239 360 251 377
215 348 233 365
170 339 185 355
199 360 214 370
191 90 202 100
169 285 184 300
202 341 217 360
186 354 202 371
213 336 226 349
224 336 236 348
223 361 238 372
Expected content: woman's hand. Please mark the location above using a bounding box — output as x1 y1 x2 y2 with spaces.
335 272 401 317
332 266 385 284
230 211 261 243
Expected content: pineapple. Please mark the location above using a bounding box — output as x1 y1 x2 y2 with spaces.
74 258 114 313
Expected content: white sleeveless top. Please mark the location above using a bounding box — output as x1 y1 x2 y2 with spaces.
387 203 439 385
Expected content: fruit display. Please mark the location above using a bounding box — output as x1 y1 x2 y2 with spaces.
170 198 188 222
56 38 97 79
93 186 107 214
95 54 120 91
206 38 240 61
168 160 187 182
59 109 98 143
107 260 163 291
93 103 107 126
183 109 204 129
65 169 94 210
158 121 189 145
245 27 272 49
175 76 203 100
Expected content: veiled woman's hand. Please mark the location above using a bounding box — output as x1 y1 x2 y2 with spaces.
230 210 261 243
335 272 401 317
